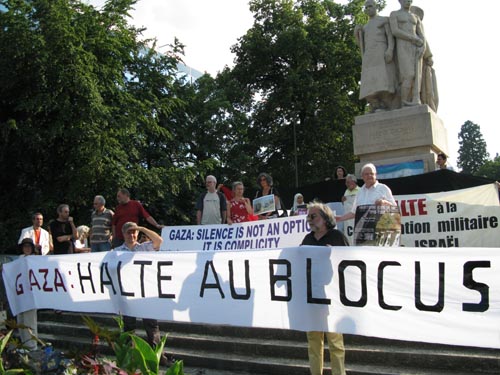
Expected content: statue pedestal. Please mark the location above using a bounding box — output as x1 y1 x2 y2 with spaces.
352 105 448 176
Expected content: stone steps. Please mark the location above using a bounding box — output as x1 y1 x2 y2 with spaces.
37 311 500 375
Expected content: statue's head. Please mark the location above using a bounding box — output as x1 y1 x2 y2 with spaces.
364 0 378 17
400 0 413 10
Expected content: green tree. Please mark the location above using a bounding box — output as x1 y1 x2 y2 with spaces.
477 154 500 181
457 120 489 175
229 0 366 188
0 0 194 249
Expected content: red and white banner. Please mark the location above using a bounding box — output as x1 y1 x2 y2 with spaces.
3 246 500 349
395 183 499 248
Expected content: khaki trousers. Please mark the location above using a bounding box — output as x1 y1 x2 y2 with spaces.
307 331 346 375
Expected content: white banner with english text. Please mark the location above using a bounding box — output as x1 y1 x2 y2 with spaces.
161 216 308 251
3 248 500 349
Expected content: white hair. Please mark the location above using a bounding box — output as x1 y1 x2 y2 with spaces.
206 175 217 185
361 163 377 174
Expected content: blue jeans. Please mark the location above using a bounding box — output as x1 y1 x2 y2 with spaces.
91 242 111 252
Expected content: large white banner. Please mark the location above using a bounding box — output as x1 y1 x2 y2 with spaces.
162 184 500 251
395 183 500 248
3 247 500 349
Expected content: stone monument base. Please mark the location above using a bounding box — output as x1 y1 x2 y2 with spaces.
352 105 448 177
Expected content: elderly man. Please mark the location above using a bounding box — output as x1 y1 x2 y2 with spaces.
18 212 51 255
111 188 163 248
90 195 114 252
196 175 227 225
49 204 78 255
337 163 396 223
301 201 349 375
113 222 167 363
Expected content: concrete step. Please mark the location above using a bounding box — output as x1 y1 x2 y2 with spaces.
36 311 500 375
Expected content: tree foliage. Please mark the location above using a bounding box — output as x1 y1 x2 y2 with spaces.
0 0 196 249
229 0 366 188
477 154 500 181
0 0 370 250
457 120 489 175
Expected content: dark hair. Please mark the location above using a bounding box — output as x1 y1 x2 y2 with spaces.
257 173 273 187
335 166 347 179
118 188 131 197
19 238 35 255
31 212 43 220
437 152 448 161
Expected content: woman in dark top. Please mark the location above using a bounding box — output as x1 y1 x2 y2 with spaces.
255 172 282 219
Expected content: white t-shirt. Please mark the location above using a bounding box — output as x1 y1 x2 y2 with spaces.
201 191 222 225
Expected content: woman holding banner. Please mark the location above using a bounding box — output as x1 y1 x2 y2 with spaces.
301 202 349 375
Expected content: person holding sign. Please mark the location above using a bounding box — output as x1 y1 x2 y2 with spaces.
254 172 285 219
227 181 254 224
301 202 349 375
336 163 396 223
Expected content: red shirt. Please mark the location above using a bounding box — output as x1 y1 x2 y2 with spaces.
112 200 151 240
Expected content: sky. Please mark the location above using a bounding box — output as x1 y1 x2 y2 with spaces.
89 0 499 168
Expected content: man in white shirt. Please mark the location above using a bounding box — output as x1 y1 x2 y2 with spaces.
195 175 227 225
18 212 51 255
336 163 396 223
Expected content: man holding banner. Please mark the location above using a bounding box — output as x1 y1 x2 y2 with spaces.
113 222 167 363
301 202 349 375
336 164 397 242
336 163 401 246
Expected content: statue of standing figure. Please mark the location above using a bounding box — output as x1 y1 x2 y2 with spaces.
356 0 439 112
389 0 425 107
410 5 439 112
355 0 397 112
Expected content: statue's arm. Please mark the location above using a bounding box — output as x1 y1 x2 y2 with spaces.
354 24 364 53
384 20 394 63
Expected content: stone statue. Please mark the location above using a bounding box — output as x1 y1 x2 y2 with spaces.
354 0 397 112
410 6 439 112
389 0 426 107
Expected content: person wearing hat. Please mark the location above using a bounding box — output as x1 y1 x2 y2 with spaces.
112 222 162 252
112 222 167 363
17 238 39 350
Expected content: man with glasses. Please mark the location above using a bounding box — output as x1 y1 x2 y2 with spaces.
301 201 349 375
49 204 78 255
18 212 51 255
196 175 227 225
90 195 114 252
